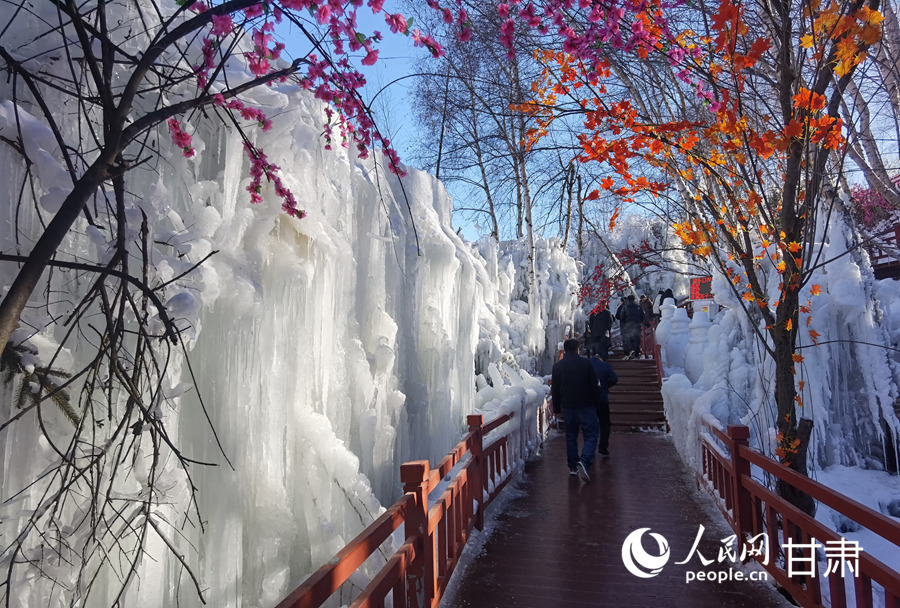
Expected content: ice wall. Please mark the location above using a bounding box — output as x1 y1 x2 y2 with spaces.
658 207 900 473
170 96 567 606
0 8 574 607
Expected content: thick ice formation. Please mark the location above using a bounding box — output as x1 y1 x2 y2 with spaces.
0 7 573 606
656 208 900 474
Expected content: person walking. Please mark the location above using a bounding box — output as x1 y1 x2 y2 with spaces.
620 295 644 359
652 289 664 322
640 294 654 325
639 294 655 357
551 339 601 482
587 305 613 358
661 288 676 309
614 296 627 325
589 353 618 456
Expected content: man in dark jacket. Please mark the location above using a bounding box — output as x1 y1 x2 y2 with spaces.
589 354 619 456
587 305 613 357
620 294 644 359
614 296 627 324
551 339 601 482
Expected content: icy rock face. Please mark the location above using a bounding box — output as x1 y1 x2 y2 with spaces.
0 12 574 607
662 207 900 473
494 239 580 374
661 374 707 469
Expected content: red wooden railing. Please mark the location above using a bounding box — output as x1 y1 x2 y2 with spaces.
654 342 664 387
277 404 550 608
638 322 664 387
699 420 900 607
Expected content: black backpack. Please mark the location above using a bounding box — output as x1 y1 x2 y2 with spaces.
624 303 643 324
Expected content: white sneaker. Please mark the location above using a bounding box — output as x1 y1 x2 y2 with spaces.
577 461 591 483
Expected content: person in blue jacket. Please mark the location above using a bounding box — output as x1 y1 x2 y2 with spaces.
551 339 601 482
589 354 619 456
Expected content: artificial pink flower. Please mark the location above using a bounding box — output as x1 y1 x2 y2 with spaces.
362 48 379 65
243 4 264 18
385 12 407 34
210 14 233 37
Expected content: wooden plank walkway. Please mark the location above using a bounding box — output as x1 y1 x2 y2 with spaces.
442 431 792 608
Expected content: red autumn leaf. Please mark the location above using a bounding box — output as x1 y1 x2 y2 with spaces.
783 118 804 139
750 37 771 58
712 0 740 32
609 207 620 231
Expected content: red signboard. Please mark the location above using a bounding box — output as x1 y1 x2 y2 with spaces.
690 277 713 300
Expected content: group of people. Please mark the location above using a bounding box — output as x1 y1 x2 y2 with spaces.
550 339 618 482
551 288 677 482
585 288 675 360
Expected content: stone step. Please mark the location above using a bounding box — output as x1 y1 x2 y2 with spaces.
610 398 664 408
610 409 666 416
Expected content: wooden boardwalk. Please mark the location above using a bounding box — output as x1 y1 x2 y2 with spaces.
442 431 792 608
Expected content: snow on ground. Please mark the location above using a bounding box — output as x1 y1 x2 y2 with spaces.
815 466 900 576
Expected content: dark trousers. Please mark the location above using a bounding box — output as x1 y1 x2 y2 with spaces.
589 335 610 357
623 322 641 355
564 407 599 469
596 403 611 452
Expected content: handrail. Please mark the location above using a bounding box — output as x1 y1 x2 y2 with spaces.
698 419 900 607
653 342 663 387
739 447 900 548
276 406 542 608
483 411 513 434
642 321 665 387
636 321 664 387
275 496 414 608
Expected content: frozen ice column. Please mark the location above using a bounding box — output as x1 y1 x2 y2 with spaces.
684 310 712 384
665 307 690 370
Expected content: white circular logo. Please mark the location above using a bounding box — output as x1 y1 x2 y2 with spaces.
621 528 671 578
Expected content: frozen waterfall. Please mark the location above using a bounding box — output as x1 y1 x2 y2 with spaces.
0 10 577 606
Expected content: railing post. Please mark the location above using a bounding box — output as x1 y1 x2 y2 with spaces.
467 414 485 531
401 460 431 608
654 342 664 387
538 399 544 437
727 425 753 543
